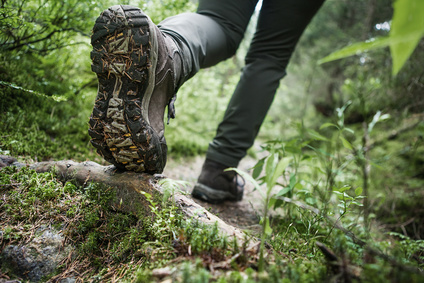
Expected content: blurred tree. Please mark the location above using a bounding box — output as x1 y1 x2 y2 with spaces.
284 0 423 124
0 0 100 53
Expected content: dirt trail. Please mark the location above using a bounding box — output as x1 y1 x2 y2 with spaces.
163 155 264 234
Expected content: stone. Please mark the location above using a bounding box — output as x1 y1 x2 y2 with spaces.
0 226 71 282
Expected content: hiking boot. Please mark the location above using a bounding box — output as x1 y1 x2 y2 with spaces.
88 5 183 174
192 159 244 204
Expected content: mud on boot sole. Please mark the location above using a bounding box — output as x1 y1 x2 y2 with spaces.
89 5 166 174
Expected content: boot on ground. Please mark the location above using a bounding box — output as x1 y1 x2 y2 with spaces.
192 159 244 204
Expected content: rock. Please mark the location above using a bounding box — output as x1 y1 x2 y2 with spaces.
0 155 17 168
0 226 71 282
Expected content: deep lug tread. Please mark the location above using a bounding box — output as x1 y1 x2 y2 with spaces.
89 5 166 174
96 101 107 111
92 108 105 119
88 129 104 140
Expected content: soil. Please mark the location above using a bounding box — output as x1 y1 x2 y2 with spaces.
163 155 264 234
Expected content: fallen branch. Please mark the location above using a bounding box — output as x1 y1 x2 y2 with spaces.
1 157 247 244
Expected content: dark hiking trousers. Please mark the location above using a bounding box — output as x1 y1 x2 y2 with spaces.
159 0 325 167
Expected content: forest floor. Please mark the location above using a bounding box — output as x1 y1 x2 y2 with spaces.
163 155 264 233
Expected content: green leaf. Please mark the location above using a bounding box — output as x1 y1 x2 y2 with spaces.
294 182 303 190
306 197 316 205
390 0 424 76
318 0 424 76
339 136 353 150
370 160 384 169
380 114 391 120
306 128 329 141
344 193 354 201
351 201 364 207
284 144 303 155
289 173 296 189
0 81 67 102
320 122 338 130
268 197 277 208
334 186 351 193
139 191 152 200
270 157 291 189
343 127 355 134
318 32 424 65
318 36 393 65
270 197 285 209
265 153 277 185
308 145 334 158
252 157 265 179
355 187 363 196
368 111 390 133
333 191 353 201
276 186 292 197
333 191 344 197
264 217 273 236
301 154 313 161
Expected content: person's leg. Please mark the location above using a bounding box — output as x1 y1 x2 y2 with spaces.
88 1 257 174
158 0 258 82
207 0 325 167
193 0 325 203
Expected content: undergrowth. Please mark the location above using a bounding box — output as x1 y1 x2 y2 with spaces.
1 160 423 282
0 88 98 163
0 166 239 281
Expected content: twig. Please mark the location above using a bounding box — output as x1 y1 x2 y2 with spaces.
0 81 66 101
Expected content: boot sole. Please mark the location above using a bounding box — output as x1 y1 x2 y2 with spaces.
192 183 243 204
89 5 165 174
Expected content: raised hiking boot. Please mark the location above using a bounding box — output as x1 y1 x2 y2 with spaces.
88 5 182 174
191 159 244 204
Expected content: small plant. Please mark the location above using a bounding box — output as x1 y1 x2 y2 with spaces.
332 185 364 217
228 105 391 274
140 181 230 256
157 177 191 203
230 147 292 271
